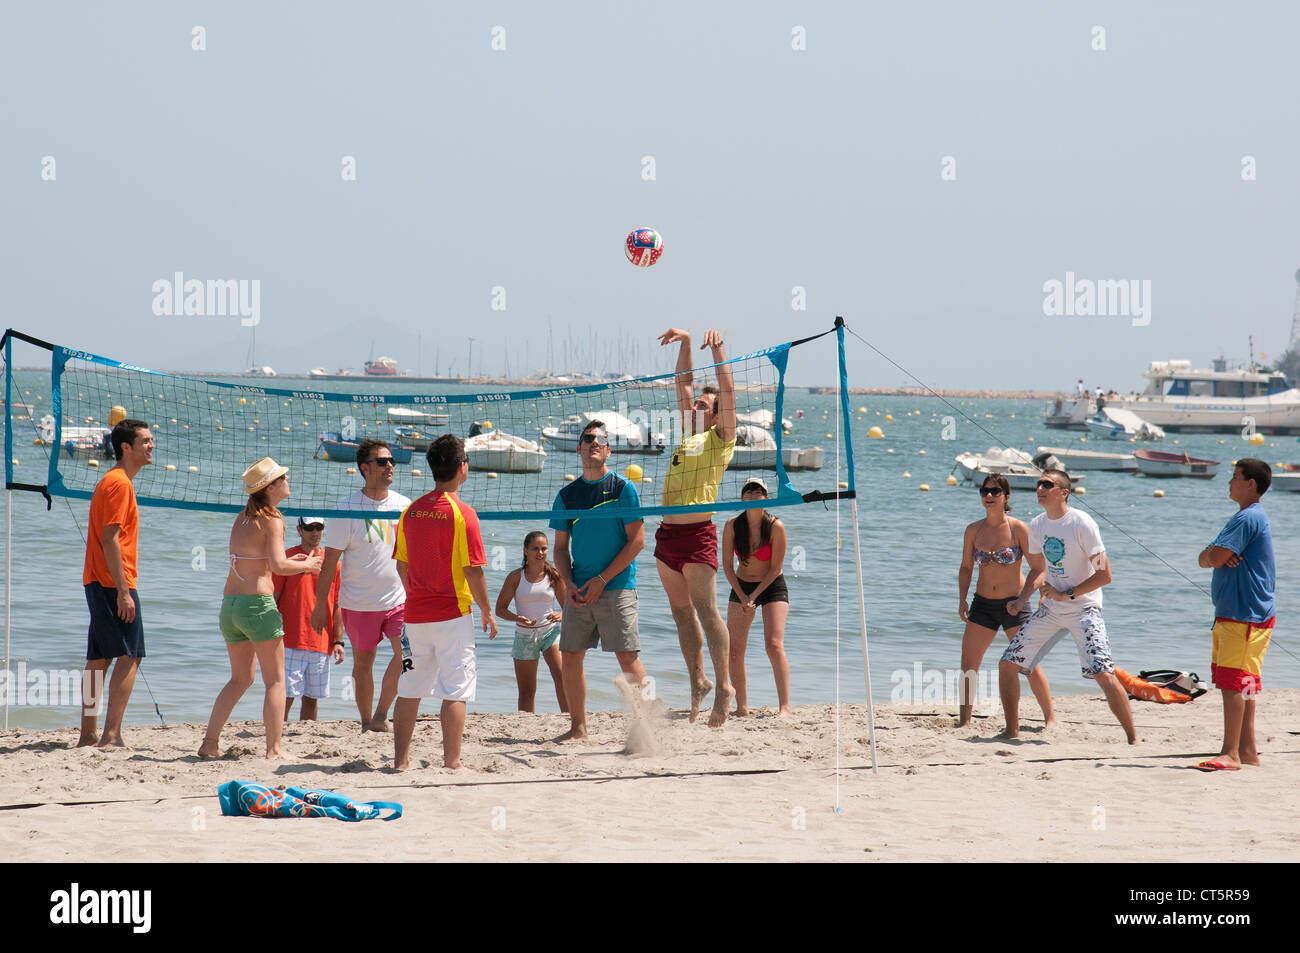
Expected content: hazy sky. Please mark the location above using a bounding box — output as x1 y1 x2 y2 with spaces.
4 1 1299 389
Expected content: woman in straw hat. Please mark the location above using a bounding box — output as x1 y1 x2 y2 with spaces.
199 458 323 759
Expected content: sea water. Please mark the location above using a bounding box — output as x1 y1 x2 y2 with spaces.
2 383 1296 729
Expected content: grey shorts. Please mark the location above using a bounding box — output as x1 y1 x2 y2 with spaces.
559 589 640 654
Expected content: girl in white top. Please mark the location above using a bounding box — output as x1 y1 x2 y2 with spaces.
495 531 569 713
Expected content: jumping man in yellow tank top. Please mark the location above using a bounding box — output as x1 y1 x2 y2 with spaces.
655 328 737 727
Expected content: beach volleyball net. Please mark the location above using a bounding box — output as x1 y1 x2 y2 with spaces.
3 323 858 522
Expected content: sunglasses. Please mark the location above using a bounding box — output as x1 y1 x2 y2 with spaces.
580 433 608 445
366 456 396 467
1036 479 1065 491
300 522 325 531
978 486 1004 497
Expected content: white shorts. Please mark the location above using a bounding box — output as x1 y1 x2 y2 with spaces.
1000 602 1115 679
397 616 476 703
284 646 330 699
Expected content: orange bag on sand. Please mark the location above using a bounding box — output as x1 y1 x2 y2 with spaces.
1114 668 1206 704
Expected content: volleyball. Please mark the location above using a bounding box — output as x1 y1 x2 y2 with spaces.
625 227 663 267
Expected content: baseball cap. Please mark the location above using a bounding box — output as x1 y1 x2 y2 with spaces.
297 515 325 529
741 477 769 495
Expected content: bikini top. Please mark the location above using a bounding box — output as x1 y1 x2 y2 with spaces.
748 542 772 561
228 552 268 582
973 545 1021 566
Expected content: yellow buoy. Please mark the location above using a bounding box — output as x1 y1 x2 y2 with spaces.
1073 486 1085 495
346 467 357 474
1153 489 1164 498
867 426 884 438
857 407 867 413
87 459 98 468
918 450 926 455
239 397 247 405
483 421 493 429
885 414 894 421
216 426 224 431
564 473 576 482
919 484 931 491
411 469 423 477
1248 432 1265 445
165 464 176 471
188 466 199 472
946 474 958 486
625 463 644 482
108 406 127 426
487 472 499 479
838 481 849 489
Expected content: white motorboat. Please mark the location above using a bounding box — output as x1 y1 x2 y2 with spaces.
388 406 451 426
1033 447 1137 472
1116 359 1300 434
955 448 1085 490
1083 407 1165 441
1044 395 1091 430
308 367 329 378
541 410 666 454
465 431 546 473
727 425 823 471
1133 448 1220 479
736 409 794 432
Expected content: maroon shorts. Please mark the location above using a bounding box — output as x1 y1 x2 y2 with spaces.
654 521 719 573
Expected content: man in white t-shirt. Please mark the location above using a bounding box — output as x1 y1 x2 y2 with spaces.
999 468 1138 744
311 439 411 732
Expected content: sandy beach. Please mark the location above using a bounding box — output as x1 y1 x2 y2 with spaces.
2 688 1296 863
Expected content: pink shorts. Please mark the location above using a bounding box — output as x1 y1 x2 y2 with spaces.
341 605 405 653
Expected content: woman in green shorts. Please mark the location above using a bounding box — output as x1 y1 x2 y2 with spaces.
199 458 322 759
494 531 568 713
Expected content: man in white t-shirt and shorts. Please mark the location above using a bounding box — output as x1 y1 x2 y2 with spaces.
311 438 411 732
999 468 1138 744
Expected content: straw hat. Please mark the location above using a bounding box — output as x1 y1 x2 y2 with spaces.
242 457 289 494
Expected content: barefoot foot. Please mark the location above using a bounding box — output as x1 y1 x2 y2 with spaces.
365 717 391 733
689 678 714 724
708 686 735 727
554 724 588 742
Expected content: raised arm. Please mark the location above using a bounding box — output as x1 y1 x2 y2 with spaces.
659 328 694 422
701 329 735 441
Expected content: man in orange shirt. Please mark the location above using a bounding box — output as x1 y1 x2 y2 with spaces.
274 516 345 721
78 418 153 747
392 435 497 770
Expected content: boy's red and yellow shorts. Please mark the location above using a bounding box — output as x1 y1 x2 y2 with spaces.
1211 616 1274 694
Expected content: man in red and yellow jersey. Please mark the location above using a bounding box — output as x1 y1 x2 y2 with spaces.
391 434 497 769
78 418 153 748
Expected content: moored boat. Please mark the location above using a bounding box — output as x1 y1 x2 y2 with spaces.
465 431 546 473
1271 463 1300 492
1132 448 1219 478
1084 407 1164 441
1033 447 1137 472
955 448 1084 490
315 432 413 464
541 411 665 454
388 406 450 426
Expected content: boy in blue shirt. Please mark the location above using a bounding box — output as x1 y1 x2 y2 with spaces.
1196 458 1275 771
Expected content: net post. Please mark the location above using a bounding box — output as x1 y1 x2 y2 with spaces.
836 317 875 772
4 334 11 729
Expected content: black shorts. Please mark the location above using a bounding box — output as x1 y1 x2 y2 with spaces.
85 583 146 660
728 574 790 607
967 593 1029 633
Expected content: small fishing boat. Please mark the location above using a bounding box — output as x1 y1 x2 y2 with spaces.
315 432 413 464
1271 463 1300 492
1033 447 1138 472
954 448 1085 490
1132 448 1219 478
388 406 450 426
393 425 439 451
465 431 546 473
728 425 823 471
